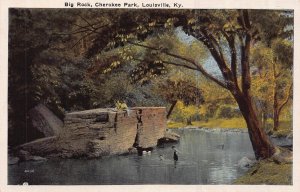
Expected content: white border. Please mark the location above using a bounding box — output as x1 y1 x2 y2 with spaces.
0 0 299 192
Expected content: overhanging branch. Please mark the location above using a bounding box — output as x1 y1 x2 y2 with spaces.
128 41 228 89
278 82 293 114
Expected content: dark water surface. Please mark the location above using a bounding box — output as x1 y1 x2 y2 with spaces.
8 128 255 185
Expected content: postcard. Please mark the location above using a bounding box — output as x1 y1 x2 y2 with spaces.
0 0 299 192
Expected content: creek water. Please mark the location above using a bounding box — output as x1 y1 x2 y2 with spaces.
8 128 255 185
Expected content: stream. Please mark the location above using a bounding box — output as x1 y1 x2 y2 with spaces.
8 128 257 185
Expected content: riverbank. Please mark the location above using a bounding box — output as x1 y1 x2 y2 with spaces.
168 118 247 129
234 159 292 185
168 118 292 137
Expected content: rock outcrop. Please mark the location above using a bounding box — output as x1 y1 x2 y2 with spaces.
18 107 168 158
29 104 63 136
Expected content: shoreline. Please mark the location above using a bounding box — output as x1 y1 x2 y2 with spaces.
168 127 248 133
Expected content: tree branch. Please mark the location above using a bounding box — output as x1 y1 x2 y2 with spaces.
278 82 293 114
71 31 94 49
77 14 96 30
55 28 90 36
161 60 198 71
222 31 238 82
199 29 236 90
128 41 228 89
241 33 252 95
132 57 198 71
239 10 251 30
195 61 228 89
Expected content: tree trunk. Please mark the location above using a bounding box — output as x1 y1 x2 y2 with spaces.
273 111 279 131
186 116 192 125
233 92 276 159
166 100 177 119
272 61 279 132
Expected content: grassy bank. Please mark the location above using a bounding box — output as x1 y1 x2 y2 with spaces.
234 160 292 185
167 117 247 129
168 118 292 134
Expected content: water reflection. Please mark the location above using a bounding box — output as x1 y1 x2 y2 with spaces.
8 128 254 185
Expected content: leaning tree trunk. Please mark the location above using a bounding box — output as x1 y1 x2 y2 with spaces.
166 100 177 119
234 92 276 159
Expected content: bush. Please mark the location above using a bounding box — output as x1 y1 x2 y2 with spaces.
216 105 241 119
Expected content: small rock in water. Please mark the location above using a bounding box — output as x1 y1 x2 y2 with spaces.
159 155 165 160
128 147 138 154
8 156 19 165
30 156 47 161
238 157 256 168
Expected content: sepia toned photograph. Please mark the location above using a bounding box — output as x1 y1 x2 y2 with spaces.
6 6 294 187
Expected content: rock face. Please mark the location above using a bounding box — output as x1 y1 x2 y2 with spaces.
29 104 63 136
19 107 167 158
18 136 58 156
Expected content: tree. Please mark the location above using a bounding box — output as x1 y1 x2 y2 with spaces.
8 9 77 145
75 9 293 159
251 39 293 132
8 9 116 145
199 77 237 119
156 78 204 119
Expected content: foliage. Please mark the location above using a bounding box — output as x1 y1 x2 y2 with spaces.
216 105 241 119
171 100 200 123
8 9 77 145
251 38 293 131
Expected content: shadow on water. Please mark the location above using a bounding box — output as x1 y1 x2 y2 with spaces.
8 128 255 185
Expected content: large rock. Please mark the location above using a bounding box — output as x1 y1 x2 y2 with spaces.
19 107 168 158
18 136 59 156
29 104 63 136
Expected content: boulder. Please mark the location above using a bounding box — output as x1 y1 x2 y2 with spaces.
159 131 180 143
29 104 63 137
19 136 58 156
17 150 31 161
128 147 138 154
18 107 167 158
8 156 19 165
238 157 256 169
272 147 293 164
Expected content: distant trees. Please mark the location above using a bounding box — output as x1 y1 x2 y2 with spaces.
251 39 293 132
157 79 204 119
